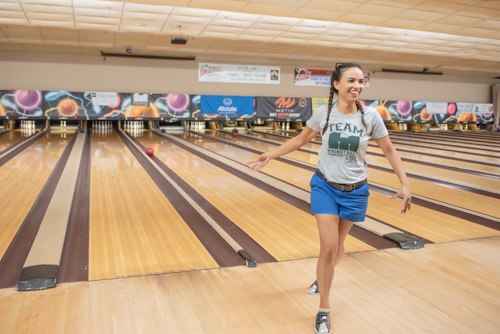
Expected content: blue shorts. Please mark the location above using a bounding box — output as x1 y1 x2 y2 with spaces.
310 173 369 222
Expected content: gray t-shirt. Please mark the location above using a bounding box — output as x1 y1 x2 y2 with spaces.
306 103 388 184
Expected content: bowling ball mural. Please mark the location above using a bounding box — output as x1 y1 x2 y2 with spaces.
99 93 157 120
0 90 43 118
151 93 198 120
411 101 436 123
44 91 88 119
361 100 411 122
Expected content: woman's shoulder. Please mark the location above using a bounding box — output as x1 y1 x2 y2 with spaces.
361 105 377 115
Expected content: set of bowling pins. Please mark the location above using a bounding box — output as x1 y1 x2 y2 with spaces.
279 122 290 130
93 121 113 131
21 126 36 137
128 128 144 137
188 121 205 131
438 124 448 131
124 121 143 130
59 120 68 128
20 120 35 129
397 123 408 131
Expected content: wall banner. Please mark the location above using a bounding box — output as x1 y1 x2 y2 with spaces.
294 69 332 86
200 95 254 121
0 90 44 119
91 92 118 106
294 68 371 88
312 98 330 113
199 63 280 84
255 96 311 121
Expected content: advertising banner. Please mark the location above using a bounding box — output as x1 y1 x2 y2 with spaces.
294 69 370 88
312 98 330 113
200 95 254 121
0 90 44 119
294 69 332 86
151 94 198 120
255 96 311 121
199 63 280 84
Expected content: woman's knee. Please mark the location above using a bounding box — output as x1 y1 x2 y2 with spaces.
319 243 339 261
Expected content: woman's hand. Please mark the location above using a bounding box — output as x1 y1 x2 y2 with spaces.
390 183 411 214
246 154 271 172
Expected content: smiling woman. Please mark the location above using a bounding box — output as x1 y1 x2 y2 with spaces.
247 62 412 334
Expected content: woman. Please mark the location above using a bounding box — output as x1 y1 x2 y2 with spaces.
247 62 411 334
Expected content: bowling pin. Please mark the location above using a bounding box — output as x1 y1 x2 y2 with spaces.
286 122 290 130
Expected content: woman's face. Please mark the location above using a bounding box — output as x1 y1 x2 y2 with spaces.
334 67 365 103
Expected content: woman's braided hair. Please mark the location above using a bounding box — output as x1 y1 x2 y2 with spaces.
322 62 366 136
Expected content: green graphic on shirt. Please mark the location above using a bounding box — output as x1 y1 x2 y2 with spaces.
328 131 360 163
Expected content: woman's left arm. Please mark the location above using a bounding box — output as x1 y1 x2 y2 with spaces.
373 135 412 214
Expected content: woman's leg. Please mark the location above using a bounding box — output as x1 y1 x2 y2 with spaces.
316 215 354 309
333 218 355 267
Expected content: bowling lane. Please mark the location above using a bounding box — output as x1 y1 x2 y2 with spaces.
89 131 218 281
0 132 74 260
253 129 500 159
0 130 30 153
208 131 500 220
180 132 500 243
137 131 375 261
388 133 500 149
248 131 500 174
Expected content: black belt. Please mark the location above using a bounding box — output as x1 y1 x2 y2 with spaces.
315 170 367 192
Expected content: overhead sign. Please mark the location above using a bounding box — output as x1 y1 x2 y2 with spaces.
255 96 311 121
199 63 280 84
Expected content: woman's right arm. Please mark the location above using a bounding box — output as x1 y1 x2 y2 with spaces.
246 126 319 171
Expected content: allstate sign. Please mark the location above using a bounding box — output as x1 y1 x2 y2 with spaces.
201 95 254 119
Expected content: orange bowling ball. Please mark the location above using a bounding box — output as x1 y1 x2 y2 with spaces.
59 99 77 116
375 105 392 120
421 108 433 121
458 112 477 122
126 105 159 118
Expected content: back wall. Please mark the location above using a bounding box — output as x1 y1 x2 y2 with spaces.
1 51 499 104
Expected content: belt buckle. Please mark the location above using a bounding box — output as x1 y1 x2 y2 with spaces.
342 184 354 191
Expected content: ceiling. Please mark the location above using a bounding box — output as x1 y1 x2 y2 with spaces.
1 0 500 77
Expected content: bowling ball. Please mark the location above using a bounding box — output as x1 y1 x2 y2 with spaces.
166 94 189 113
375 105 392 120
232 129 238 137
126 105 159 118
59 99 78 116
421 108 433 121
458 112 477 122
16 90 42 111
146 148 154 156
447 103 456 115
397 101 412 117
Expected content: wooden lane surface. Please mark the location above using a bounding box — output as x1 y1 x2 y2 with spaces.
388 133 500 149
237 132 500 219
365 154 500 194
0 132 73 260
181 133 500 243
254 129 500 158
388 138 500 154
0 130 28 153
2 237 498 333
138 132 374 260
367 146 500 175
88 131 218 281
248 131 500 174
